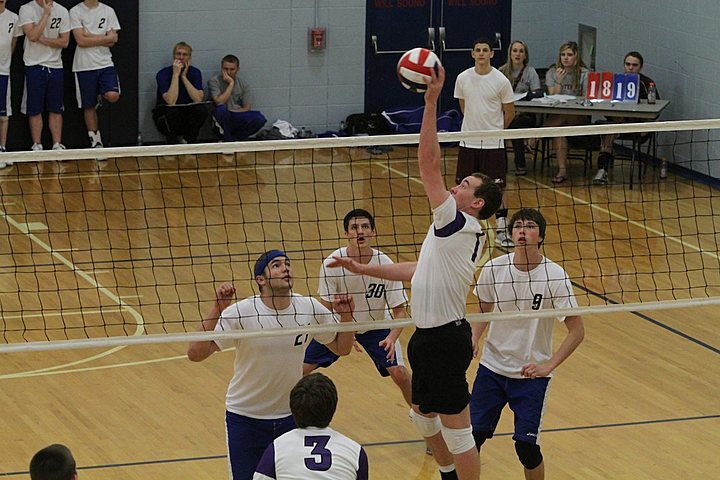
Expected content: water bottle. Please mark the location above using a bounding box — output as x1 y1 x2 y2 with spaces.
647 82 657 104
339 120 346 133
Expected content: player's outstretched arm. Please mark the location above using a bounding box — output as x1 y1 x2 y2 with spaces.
327 294 356 355
418 65 450 210
187 282 236 361
327 256 417 281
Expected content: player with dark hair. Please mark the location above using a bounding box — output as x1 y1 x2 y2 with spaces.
253 373 369 480
29 444 77 480
304 208 412 407
187 249 356 480
471 208 585 479
328 65 502 480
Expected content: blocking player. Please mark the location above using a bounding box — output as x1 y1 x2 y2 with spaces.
253 373 368 480
70 0 121 149
187 249 356 480
0 0 21 168
304 208 412 406
471 208 585 479
328 65 502 480
18 0 70 151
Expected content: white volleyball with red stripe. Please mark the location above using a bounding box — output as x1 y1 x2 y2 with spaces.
397 48 442 93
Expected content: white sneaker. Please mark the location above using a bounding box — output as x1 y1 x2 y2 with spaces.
52 143 66 150
592 168 608 185
496 229 515 247
0 161 7 169
31 143 43 151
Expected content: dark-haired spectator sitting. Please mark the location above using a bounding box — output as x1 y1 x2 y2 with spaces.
253 373 368 480
152 41 209 144
30 444 77 480
209 54 266 141
593 51 659 184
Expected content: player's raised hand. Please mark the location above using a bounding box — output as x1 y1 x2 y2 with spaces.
327 255 363 274
214 282 236 311
332 294 355 318
423 63 445 105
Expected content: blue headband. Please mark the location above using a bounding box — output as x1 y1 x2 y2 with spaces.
254 250 288 277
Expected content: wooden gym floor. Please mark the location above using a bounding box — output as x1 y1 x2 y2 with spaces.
0 148 718 478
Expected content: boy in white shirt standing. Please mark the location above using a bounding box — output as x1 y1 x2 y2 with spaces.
0 0 22 168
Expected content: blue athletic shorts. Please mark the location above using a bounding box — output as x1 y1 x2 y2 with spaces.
470 364 551 445
75 66 120 108
24 65 64 115
0 75 9 116
304 328 401 376
225 410 295 480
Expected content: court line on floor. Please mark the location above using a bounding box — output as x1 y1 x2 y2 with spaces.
1 414 717 477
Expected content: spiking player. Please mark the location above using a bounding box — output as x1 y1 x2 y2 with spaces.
328 65 502 480
187 250 356 480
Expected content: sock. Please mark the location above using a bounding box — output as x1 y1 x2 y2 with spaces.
439 465 458 480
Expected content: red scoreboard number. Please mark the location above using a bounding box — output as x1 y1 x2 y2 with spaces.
585 72 640 103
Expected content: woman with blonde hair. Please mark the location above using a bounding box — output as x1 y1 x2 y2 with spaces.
543 41 590 183
499 40 541 175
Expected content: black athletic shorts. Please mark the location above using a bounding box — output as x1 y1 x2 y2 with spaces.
408 319 473 415
456 146 507 188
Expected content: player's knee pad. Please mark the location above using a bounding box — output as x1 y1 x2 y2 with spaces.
514 441 543 470
440 425 475 455
472 430 490 451
409 409 442 438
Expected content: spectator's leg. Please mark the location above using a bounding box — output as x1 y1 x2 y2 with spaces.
228 110 267 140
181 104 210 143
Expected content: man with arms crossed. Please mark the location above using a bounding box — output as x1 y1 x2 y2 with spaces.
70 0 120 149
471 208 585 479
329 65 502 480
18 0 70 151
188 250 356 480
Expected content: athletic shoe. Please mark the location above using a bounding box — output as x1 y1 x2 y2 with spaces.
592 168 608 185
495 229 515 247
31 143 43 151
0 146 10 168
52 143 66 150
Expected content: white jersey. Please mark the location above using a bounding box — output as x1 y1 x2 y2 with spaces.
318 247 407 326
474 253 578 378
18 1 70 68
214 294 337 419
411 194 485 328
0 9 21 75
253 427 368 480
454 66 514 149
69 2 119 71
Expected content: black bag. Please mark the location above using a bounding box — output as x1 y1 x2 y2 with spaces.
345 113 390 136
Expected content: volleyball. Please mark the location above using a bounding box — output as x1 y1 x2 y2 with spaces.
397 48 442 93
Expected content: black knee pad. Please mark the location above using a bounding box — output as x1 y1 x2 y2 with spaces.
472 430 490 451
514 441 543 470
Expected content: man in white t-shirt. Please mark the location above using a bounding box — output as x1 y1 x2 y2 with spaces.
471 208 585 480
253 373 368 480
18 0 70 151
187 249 356 480
0 0 21 167
70 0 120 149
328 66 502 480
454 37 516 248
304 208 412 405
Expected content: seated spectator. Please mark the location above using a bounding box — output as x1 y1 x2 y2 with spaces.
498 40 541 175
593 51 659 184
253 373 368 480
152 41 209 144
209 54 266 141
542 41 590 184
29 444 77 480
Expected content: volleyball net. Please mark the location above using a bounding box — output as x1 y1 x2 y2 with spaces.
1 118 719 353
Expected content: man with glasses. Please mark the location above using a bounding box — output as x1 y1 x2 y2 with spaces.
593 51 659 184
470 207 585 480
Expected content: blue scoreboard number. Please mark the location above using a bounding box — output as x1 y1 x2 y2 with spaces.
624 73 640 102
612 73 625 102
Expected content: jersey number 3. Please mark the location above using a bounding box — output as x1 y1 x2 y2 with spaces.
304 435 332 471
